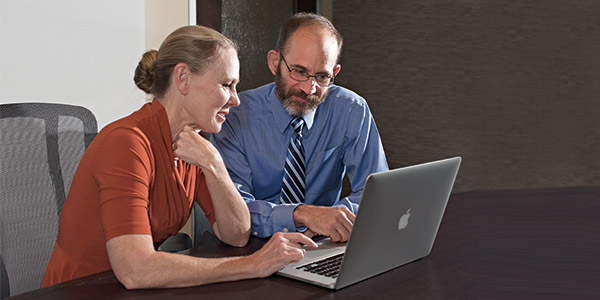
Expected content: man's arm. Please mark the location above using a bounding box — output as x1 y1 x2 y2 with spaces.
293 100 388 241
336 101 389 212
242 185 302 236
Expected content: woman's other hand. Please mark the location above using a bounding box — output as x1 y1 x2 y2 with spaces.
245 232 318 278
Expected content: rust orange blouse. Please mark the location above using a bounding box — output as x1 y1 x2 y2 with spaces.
42 101 215 287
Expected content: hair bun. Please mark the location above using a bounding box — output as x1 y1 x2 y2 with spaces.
133 50 158 94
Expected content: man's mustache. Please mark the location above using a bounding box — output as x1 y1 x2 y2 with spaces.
292 90 320 103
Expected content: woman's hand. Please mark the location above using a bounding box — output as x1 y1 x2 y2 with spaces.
172 125 222 173
246 232 318 278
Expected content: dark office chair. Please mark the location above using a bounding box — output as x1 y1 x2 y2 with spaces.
0 103 97 298
192 202 217 247
156 196 216 252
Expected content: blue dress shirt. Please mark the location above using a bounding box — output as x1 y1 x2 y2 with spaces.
211 82 388 237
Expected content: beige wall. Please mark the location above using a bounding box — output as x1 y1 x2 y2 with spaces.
0 0 145 129
145 0 190 50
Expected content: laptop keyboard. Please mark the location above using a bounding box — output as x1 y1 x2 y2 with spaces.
296 253 344 278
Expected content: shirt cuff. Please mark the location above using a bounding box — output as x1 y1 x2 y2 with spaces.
333 197 359 214
272 203 302 233
292 204 308 232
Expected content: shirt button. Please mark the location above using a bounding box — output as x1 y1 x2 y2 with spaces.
253 232 258 236
283 228 289 232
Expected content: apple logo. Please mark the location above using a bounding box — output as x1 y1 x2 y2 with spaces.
397 209 411 230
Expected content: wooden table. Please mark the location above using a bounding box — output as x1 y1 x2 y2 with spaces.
8 187 600 299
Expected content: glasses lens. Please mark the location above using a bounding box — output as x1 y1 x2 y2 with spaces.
315 75 332 86
289 70 306 82
289 69 333 86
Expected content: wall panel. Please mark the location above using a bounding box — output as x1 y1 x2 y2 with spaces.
333 1 600 192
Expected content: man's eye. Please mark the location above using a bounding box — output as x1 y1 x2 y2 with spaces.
293 69 308 76
316 74 330 80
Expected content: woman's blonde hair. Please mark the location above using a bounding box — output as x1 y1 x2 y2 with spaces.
134 25 236 98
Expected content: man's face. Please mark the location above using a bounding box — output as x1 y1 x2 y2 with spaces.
273 26 340 116
275 64 326 116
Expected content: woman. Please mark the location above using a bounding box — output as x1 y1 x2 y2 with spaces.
42 25 316 289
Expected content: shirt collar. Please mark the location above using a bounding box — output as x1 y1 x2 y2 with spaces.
268 83 316 133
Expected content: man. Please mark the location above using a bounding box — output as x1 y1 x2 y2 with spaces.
211 13 388 242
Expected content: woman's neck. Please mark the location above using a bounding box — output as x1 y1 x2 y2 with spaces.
154 96 186 142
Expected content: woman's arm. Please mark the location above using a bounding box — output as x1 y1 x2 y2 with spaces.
174 126 250 247
106 232 316 289
200 147 250 247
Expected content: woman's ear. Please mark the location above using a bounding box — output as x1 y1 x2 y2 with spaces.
173 63 190 95
267 50 280 76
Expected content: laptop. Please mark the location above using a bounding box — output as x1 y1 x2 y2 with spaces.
276 156 461 289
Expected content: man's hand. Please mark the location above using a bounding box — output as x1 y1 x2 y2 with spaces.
293 205 356 242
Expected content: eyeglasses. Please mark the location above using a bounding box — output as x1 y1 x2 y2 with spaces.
280 54 334 87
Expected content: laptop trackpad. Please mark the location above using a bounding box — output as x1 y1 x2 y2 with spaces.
299 238 347 262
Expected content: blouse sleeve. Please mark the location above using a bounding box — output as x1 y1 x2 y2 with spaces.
93 127 154 242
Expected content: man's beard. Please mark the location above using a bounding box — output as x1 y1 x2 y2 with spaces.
275 66 327 116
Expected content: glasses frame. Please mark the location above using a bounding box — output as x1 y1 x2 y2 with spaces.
280 54 335 87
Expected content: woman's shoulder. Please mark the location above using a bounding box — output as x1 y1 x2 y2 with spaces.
97 125 150 147
87 117 155 169
94 103 161 149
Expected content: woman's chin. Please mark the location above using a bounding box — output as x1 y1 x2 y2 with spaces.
204 124 222 134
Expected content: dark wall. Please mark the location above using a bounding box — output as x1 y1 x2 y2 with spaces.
221 0 293 92
334 1 600 192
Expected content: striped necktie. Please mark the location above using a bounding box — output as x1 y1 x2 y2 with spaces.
280 116 305 204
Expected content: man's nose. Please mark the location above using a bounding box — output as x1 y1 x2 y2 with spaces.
298 78 317 95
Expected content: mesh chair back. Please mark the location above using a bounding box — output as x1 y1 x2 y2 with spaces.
192 202 216 247
0 103 97 298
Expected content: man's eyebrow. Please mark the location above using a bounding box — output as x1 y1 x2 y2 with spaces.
290 64 332 76
289 63 308 71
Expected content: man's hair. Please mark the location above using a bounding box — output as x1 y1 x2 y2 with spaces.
275 13 343 63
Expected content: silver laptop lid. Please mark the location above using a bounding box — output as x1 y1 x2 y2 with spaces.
335 156 461 289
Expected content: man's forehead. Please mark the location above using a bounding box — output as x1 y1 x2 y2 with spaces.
288 26 338 48
285 27 339 67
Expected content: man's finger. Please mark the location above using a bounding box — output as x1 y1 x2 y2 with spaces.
334 222 352 242
303 229 316 238
286 233 318 248
347 211 356 223
338 212 354 235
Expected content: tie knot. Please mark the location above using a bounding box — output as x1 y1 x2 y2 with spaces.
290 116 304 134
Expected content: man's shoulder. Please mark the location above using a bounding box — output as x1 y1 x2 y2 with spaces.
324 85 368 109
236 82 275 111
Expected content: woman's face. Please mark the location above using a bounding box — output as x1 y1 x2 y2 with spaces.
185 47 240 133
